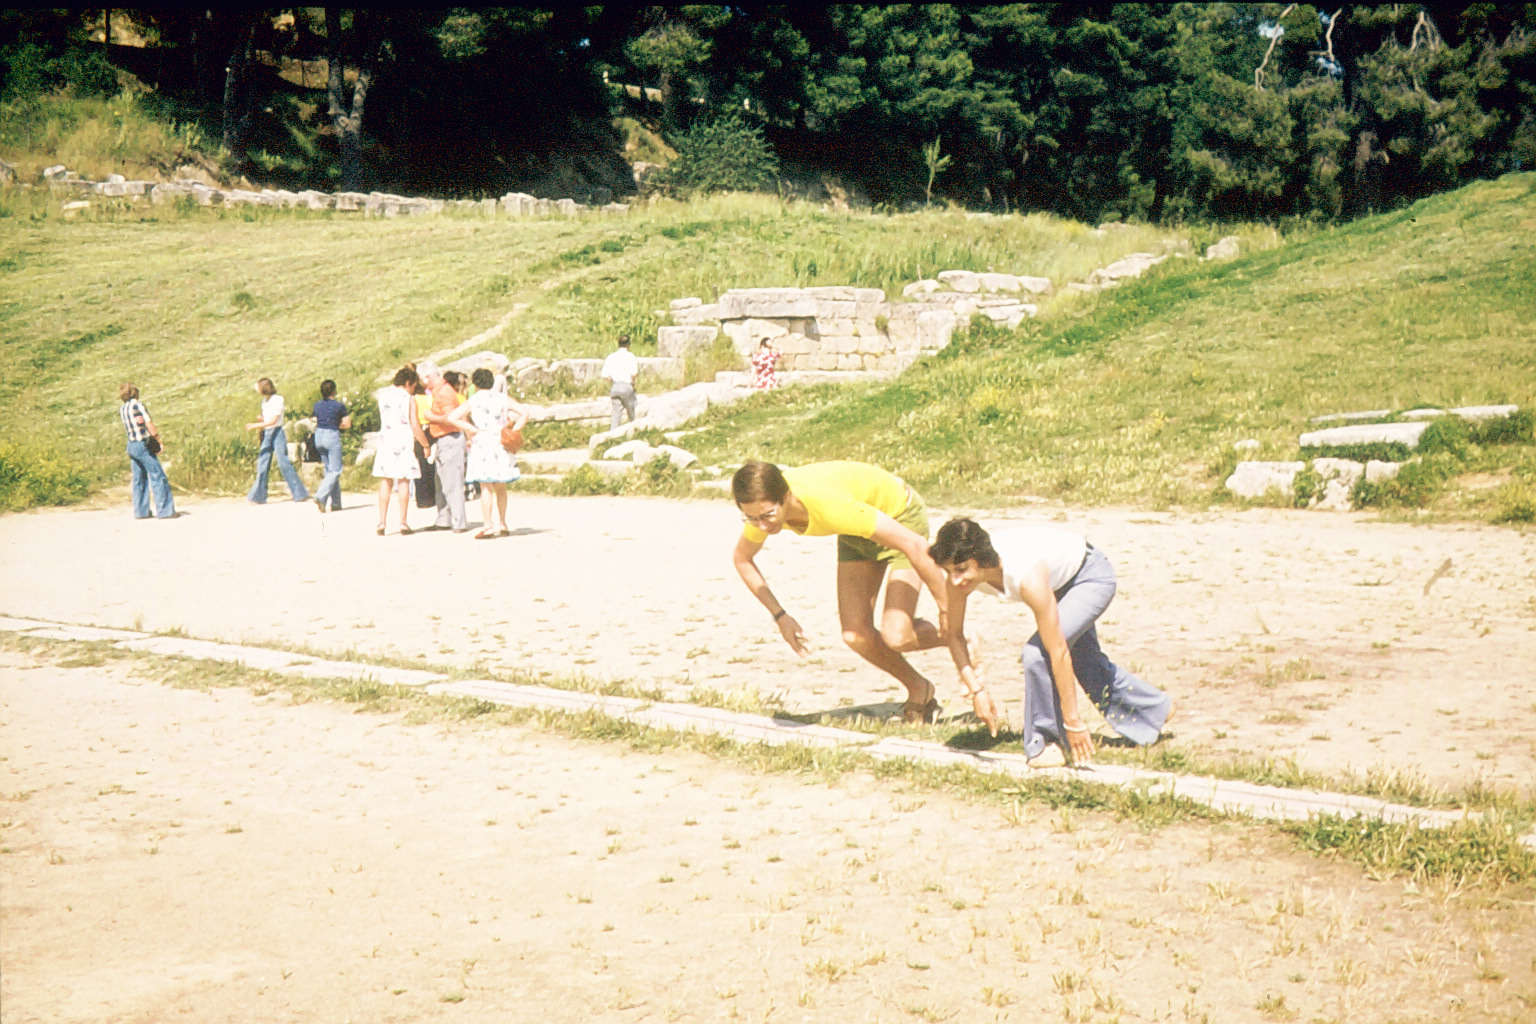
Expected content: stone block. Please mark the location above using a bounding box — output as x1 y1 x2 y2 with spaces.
856 334 888 356
670 297 703 310
1451 404 1519 422
672 303 718 326
979 273 1022 293
1015 275 1052 294
1399 408 1445 420
1365 460 1401 484
834 354 860 370
657 325 719 358
656 444 699 469
937 270 980 292
873 354 905 373
604 439 656 462
1310 458 1364 511
823 335 859 355
1225 461 1304 500
1299 422 1430 449
717 288 818 319
776 333 813 356
43 164 68 181
917 309 957 351
903 279 941 297
805 286 857 301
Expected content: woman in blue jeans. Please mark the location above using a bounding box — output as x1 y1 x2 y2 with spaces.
931 517 1172 765
244 377 309 503
310 379 351 512
118 382 177 519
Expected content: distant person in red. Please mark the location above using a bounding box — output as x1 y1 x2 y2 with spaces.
751 338 781 390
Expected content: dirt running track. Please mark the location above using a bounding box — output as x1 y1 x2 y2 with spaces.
2 492 1535 1022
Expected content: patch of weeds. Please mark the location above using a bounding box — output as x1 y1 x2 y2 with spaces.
1291 464 1323 508
1491 478 1536 523
0 439 93 511
553 463 624 496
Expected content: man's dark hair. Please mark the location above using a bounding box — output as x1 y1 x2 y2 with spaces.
618 334 631 348
732 460 788 505
930 518 1000 569
393 367 420 388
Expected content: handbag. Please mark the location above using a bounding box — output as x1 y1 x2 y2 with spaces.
144 435 162 455
303 435 321 463
500 423 524 454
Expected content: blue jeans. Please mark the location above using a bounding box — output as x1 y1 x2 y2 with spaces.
248 426 309 503
1018 547 1171 758
127 440 176 519
313 427 343 509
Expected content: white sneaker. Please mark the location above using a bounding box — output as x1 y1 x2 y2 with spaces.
1027 744 1067 769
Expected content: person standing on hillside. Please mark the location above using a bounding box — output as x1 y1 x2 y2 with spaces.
245 377 310 504
118 382 177 520
418 362 468 532
600 334 639 430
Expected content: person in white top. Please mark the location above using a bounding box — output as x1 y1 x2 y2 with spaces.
600 334 640 430
244 377 310 504
931 517 1172 765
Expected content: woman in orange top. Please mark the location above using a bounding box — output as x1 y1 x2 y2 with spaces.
731 459 964 724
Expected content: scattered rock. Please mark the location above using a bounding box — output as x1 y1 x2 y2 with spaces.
902 279 940 297
603 440 656 462
43 164 68 181
1310 458 1364 511
1225 461 1305 500
1399 408 1446 421
1450 404 1519 422
1365 460 1401 484
61 200 90 217
669 297 702 311
936 270 981 293
1233 439 1261 454
1203 236 1240 261
655 444 699 469
1089 252 1167 287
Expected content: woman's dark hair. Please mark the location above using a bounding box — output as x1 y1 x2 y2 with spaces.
930 518 1000 569
257 377 275 396
443 370 464 391
393 367 420 389
320 379 337 399
732 460 789 505
118 382 139 402
471 368 494 391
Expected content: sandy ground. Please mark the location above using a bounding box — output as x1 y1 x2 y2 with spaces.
1 491 1533 790
3 653 1533 1023
2 491 1536 1022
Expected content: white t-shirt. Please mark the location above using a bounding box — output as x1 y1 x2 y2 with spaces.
261 394 286 428
977 526 1088 602
600 348 638 387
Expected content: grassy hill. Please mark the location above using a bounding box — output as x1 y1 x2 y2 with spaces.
0 173 1532 519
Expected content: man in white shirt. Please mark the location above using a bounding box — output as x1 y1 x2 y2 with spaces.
599 334 639 430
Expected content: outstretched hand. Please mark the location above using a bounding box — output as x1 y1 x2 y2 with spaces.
777 613 808 657
971 690 1000 737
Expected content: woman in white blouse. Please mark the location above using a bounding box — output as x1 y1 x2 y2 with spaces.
931 517 1172 764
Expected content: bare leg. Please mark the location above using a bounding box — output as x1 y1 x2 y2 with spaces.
480 484 495 531
879 566 946 652
395 480 411 530
376 479 392 529
493 483 508 530
836 560 934 710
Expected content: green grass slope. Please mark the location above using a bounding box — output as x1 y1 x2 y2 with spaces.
685 174 1536 519
0 190 1177 500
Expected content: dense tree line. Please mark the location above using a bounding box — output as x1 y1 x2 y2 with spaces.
2 5 1533 222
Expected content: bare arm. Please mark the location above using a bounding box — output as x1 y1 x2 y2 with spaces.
732 533 807 656
1016 561 1094 763
943 583 1000 736
868 513 950 631
505 396 531 430
447 400 475 437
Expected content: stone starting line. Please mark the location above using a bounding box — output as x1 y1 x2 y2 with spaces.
4 614 1528 845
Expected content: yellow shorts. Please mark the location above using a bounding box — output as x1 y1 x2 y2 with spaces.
836 488 929 570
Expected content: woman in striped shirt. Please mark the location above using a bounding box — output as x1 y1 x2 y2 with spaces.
119 383 177 519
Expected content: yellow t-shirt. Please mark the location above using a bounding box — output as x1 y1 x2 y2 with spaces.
741 462 909 543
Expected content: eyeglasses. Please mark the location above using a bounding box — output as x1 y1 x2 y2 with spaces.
741 505 781 527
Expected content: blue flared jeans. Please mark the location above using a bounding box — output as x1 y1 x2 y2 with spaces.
127 439 176 519
248 426 308 503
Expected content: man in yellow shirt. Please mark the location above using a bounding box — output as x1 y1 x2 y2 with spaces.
731 460 950 722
